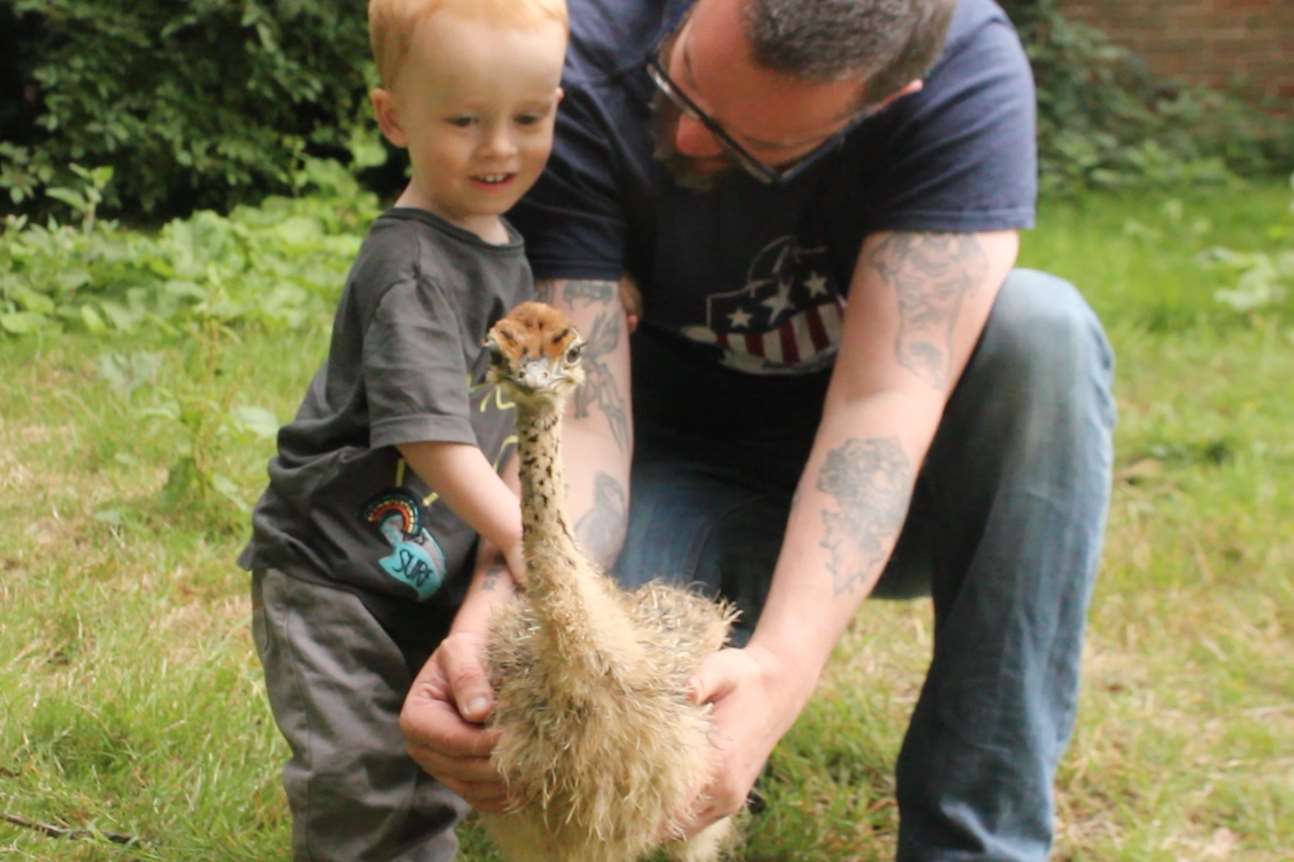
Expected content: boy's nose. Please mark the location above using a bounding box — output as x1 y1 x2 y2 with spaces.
480 126 519 158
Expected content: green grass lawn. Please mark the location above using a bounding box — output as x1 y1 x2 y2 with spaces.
2 181 1291 860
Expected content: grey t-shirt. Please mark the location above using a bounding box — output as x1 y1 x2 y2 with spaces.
238 208 533 607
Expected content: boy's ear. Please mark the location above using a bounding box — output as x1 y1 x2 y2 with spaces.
371 88 408 148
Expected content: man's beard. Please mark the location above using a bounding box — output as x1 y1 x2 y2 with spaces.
648 91 732 192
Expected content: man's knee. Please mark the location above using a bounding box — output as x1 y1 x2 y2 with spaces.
987 269 1113 393
963 269 1116 438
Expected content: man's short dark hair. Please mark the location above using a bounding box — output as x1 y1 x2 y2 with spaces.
741 0 957 104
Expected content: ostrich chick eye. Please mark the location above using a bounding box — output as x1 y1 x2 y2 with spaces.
486 341 506 366
565 342 583 364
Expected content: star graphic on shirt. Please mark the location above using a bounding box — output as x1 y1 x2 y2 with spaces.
805 272 829 297
762 280 793 320
727 307 753 329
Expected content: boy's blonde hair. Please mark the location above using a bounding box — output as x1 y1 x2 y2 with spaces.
369 0 569 89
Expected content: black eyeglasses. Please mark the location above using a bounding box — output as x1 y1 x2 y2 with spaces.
645 42 860 185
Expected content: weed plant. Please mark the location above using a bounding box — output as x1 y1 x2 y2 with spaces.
0 180 1291 859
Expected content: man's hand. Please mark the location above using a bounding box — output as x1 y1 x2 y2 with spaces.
677 644 813 834
400 631 510 812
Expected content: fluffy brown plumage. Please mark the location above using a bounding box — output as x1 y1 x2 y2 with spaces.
481 301 740 862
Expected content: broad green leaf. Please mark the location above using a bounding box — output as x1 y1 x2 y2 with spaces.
0 310 46 334
11 285 55 314
46 186 87 212
56 269 93 293
210 472 249 510
273 216 322 245
80 304 107 333
100 300 140 331
230 405 280 440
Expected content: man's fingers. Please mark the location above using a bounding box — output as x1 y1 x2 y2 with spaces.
401 696 500 758
409 747 504 785
436 773 513 813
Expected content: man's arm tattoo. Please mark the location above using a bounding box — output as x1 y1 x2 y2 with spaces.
481 562 506 591
535 278 631 452
816 437 913 596
867 233 988 390
572 309 631 451
574 472 628 570
535 278 616 305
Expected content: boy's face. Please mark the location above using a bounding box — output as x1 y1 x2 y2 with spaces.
372 11 567 238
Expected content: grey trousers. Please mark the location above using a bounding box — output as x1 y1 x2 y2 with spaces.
252 568 468 862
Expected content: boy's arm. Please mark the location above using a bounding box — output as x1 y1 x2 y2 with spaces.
396 442 521 812
443 448 523 634
396 441 525 581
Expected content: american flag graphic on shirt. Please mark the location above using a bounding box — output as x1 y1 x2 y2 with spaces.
680 236 845 375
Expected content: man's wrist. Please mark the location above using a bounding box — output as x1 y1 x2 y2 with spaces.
741 640 822 718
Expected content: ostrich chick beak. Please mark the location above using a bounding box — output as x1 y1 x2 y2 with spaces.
518 358 566 393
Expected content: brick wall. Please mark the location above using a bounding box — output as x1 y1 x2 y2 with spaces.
1057 0 1294 110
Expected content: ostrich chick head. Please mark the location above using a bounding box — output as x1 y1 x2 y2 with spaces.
484 301 585 407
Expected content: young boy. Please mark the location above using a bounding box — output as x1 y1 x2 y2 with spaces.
237 1 568 858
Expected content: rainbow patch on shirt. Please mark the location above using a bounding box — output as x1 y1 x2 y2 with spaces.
362 490 447 600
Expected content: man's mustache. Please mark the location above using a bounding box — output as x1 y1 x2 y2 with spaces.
648 91 730 192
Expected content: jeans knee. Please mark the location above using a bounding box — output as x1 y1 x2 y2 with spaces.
979 269 1116 430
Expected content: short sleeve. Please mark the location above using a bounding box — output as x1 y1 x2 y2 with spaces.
848 14 1038 234
363 278 477 449
510 85 629 282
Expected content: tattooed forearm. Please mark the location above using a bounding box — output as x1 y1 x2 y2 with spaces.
868 232 988 390
563 280 617 305
533 279 632 451
573 309 631 451
816 437 913 596
535 277 618 306
574 472 628 569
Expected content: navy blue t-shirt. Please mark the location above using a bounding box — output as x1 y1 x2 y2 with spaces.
511 0 1036 386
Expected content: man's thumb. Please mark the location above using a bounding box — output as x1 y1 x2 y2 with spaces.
688 649 740 706
458 689 493 722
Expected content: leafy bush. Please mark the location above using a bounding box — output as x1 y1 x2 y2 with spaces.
0 158 377 338
2 0 377 219
1006 0 1294 194
1204 173 1294 316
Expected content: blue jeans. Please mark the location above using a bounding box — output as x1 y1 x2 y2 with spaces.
611 270 1116 861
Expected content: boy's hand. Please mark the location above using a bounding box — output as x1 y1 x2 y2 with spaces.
401 631 510 812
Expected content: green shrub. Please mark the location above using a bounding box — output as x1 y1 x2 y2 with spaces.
0 157 376 338
2 0 377 219
1006 0 1294 193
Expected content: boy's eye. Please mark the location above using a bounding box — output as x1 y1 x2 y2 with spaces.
446 116 475 128
515 113 541 126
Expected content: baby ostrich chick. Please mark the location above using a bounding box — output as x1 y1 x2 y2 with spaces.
481 301 739 862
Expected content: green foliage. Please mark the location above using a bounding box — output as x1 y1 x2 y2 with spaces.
2 0 377 218
0 157 376 339
1006 0 1294 194
1204 174 1294 315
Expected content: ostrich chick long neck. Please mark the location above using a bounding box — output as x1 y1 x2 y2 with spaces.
489 303 645 684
